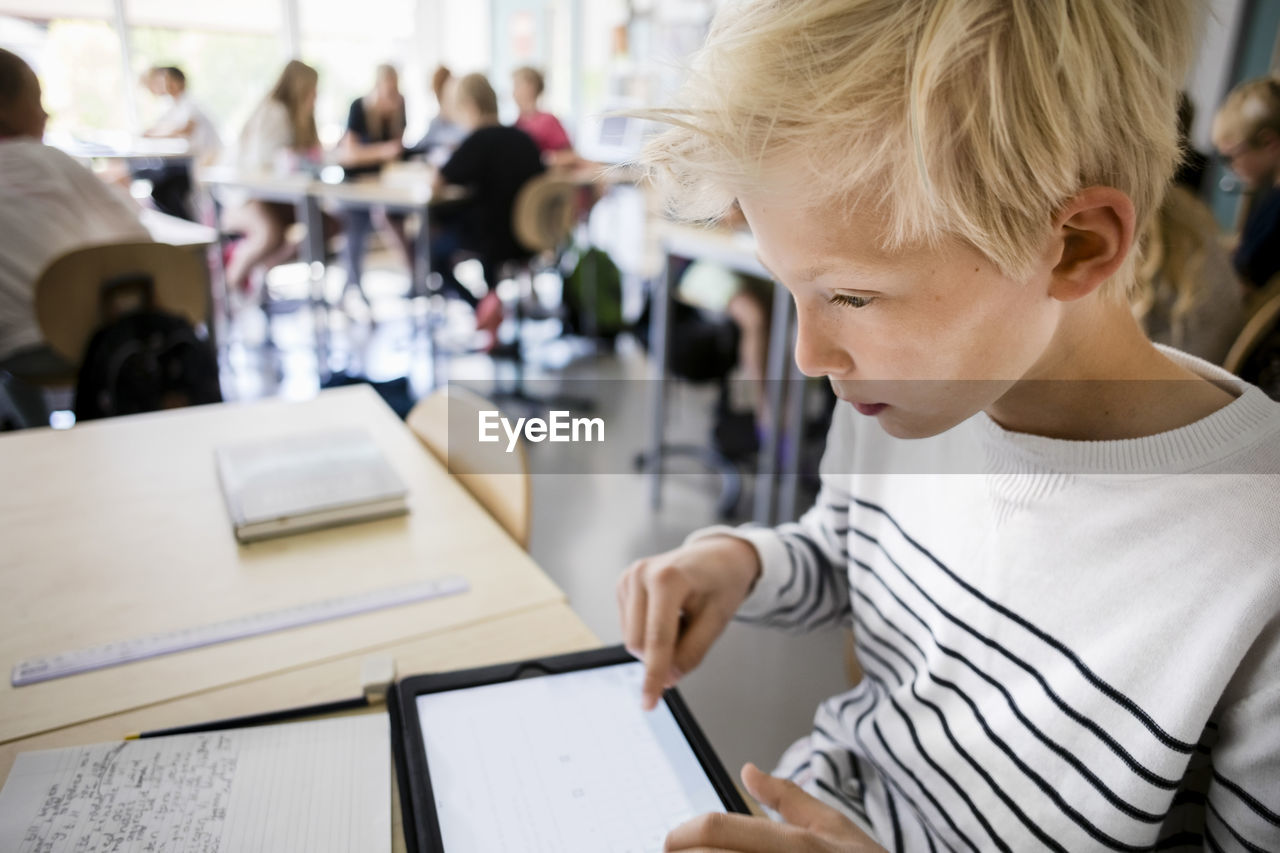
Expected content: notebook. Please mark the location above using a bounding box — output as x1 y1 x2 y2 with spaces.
0 715 391 853
216 427 409 542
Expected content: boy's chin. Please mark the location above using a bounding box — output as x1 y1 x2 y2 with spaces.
856 404 970 440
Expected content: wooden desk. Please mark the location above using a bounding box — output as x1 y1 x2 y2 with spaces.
0 600 600 853
140 208 219 248
200 165 457 309
312 166 464 302
51 134 193 163
0 386 570 747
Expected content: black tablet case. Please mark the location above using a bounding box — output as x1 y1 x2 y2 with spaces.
389 645 750 853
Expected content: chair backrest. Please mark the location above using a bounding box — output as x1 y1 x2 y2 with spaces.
512 174 579 255
1223 273 1280 375
34 242 208 365
406 386 532 550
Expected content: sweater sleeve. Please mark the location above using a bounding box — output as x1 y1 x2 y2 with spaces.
1203 629 1280 853
686 407 855 632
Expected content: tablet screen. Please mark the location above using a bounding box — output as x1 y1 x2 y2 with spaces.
415 660 728 851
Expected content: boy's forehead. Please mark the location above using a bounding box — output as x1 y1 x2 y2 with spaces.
737 190 921 267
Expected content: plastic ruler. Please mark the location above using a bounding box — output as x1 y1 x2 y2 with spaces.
11 574 469 687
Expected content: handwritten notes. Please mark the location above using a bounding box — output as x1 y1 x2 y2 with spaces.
0 714 389 853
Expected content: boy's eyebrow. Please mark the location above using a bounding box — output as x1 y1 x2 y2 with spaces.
754 254 835 284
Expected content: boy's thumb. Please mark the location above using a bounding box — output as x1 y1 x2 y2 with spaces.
742 762 826 828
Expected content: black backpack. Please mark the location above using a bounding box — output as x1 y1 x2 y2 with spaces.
73 275 221 421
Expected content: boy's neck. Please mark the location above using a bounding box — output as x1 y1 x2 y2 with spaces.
985 296 1237 441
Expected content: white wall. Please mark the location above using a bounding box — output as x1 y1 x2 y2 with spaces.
1186 0 1247 151
435 0 491 75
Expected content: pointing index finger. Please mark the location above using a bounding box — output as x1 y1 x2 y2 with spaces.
641 574 683 710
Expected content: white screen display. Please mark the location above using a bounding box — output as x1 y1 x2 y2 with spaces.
416 661 729 852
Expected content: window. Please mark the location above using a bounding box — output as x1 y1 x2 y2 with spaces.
0 6 125 137
297 0 422 147
126 0 284 150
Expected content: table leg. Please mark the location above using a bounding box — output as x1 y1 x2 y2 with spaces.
297 194 329 359
342 207 371 302
753 281 795 524
412 204 439 385
646 254 675 510
777 357 806 523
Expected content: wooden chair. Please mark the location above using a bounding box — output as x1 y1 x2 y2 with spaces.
1223 273 1280 379
489 174 594 409
512 174 580 257
34 241 209 369
1 242 210 428
407 385 532 550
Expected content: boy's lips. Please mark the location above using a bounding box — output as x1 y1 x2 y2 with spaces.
831 382 889 415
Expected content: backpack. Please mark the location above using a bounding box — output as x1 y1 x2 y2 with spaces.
561 247 626 340
74 307 222 421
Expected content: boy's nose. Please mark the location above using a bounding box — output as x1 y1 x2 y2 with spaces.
792 304 853 379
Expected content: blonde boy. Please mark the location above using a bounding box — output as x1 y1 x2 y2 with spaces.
617 2 1280 851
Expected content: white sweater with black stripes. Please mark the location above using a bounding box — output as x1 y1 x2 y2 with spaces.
695 349 1280 853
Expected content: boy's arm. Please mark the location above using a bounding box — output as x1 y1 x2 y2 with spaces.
1203 681 1280 851
687 406 856 632
688 477 852 632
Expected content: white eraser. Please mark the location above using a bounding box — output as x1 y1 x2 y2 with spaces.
360 655 397 703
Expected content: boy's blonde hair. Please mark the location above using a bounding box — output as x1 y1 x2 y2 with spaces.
641 0 1200 290
1212 76 1280 149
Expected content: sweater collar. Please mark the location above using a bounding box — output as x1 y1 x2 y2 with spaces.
973 346 1280 476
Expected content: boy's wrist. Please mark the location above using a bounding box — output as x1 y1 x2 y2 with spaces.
698 534 763 594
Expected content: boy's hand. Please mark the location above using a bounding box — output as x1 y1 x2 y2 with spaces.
616 536 761 709
665 763 886 852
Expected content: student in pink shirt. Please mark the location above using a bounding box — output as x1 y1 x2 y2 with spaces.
512 66 575 166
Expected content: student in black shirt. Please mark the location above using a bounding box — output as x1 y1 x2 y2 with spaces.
430 73 543 312
1213 76 1280 291
337 64 408 310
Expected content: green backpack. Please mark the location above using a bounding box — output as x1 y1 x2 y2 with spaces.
562 247 626 339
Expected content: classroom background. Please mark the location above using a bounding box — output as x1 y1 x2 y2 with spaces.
1 0 1280 789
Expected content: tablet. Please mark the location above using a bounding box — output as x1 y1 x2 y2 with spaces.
391 646 749 852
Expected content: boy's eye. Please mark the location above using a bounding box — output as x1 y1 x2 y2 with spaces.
828 292 874 309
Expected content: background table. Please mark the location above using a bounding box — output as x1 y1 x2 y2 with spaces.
647 221 808 524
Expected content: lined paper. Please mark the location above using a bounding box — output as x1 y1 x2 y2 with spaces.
0 714 390 852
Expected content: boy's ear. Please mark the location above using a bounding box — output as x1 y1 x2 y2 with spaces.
1048 187 1135 302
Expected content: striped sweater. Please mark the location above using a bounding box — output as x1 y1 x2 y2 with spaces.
697 349 1280 852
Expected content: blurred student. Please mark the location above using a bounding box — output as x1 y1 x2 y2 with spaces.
0 49 149 419
337 63 409 309
141 66 221 164
1134 185 1245 364
512 66 574 167
618 1 1280 851
337 63 405 174
411 65 465 157
133 65 221 221
223 60 337 293
1213 76 1280 290
430 73 543 314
